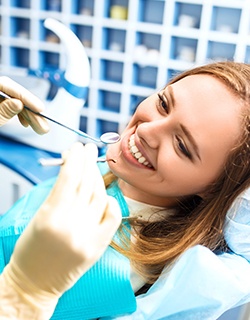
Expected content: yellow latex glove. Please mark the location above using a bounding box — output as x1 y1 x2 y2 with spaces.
0 142 121 319
0 76 49 134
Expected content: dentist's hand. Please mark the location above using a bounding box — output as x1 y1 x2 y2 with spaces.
0 143 121 319
0 76 49 134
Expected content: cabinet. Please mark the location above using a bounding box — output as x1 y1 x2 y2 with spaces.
1 0 250 140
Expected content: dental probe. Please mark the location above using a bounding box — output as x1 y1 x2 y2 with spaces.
0 91 120 145
38 157 117 166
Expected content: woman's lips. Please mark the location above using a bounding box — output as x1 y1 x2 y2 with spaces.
128 134 153 168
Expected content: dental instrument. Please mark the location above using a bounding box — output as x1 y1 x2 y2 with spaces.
0 91 120 145
38 157 116 166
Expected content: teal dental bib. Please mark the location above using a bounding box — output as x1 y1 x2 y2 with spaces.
0 176 136 319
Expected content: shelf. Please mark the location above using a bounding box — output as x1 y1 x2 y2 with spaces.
211 6 241 33
11 0 31 8
102 27 126 52
1 0 250 145
138 0 165 24
98 119 119 136
98 90 121 113
11 17 30 38
101 59 124 83
170 36 197 62
72 24 93 48
74 0 94 15
106 0 129 20
10 47 30 68
42 0 62 12
207 41 236 60
133 64 158 88
174 2 202 29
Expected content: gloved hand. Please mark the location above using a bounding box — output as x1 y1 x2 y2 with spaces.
0 76 49 134
0 142 121 319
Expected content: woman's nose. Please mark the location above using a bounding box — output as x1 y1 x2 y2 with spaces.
137 119 168 149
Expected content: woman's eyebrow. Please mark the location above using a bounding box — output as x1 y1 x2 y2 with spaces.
165 85 201 162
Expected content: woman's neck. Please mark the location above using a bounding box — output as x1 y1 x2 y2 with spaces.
118 179 178 208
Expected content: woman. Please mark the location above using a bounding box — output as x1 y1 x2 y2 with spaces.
1 61 250 319
106 60 250 282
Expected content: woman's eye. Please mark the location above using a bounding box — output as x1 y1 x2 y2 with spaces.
176 136 192 159
157 93 169 113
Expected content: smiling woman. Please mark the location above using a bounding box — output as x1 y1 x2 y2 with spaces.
1 61 250 319
107 73 241 206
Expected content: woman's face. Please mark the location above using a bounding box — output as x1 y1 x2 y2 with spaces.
107 74 242 207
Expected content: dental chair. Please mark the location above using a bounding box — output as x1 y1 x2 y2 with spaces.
0 19 90 214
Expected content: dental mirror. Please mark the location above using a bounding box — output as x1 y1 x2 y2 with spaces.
0 91 120 144
99 132 120 144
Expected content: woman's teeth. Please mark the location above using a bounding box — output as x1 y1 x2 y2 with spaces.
129 135 152 168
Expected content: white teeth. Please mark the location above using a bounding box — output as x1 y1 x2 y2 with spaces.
138 156 146 163
129 134 152 168
131 145 139 153
134 152 142 159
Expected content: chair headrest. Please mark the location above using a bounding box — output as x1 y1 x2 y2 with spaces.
224 188 250 261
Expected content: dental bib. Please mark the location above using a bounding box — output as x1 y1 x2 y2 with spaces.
0 177 136 319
